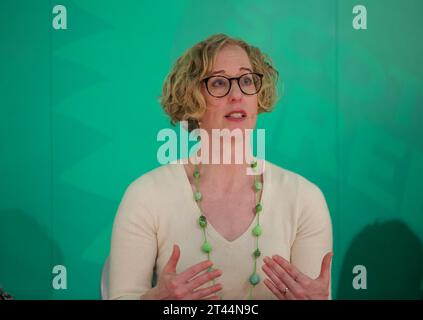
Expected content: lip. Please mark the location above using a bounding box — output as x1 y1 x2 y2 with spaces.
224 110 247 122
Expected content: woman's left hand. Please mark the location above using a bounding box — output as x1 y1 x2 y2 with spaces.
261 252 333 300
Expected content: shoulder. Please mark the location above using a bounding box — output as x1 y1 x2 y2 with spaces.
122 162 183 202
265 161 331 229
264 160 325 201
130 162 179 185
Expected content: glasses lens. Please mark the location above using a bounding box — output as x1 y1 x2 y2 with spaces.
240 73 262 95
207 77 230 97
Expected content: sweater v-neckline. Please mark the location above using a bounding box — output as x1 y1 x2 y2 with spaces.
177 157 270 247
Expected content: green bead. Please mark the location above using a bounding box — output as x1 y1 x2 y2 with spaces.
252 225 262 236
193 170 200 179
251 161 258 168
201 242 212 253
198 215 207 228
254 181 262 191
253 249 261 258
249 273 261 285
255 203 263 213
194 191 202 201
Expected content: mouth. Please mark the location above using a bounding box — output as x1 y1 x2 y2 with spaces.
224 110 247 121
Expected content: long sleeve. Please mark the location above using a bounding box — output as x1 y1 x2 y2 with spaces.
106 161 333 300
108 181 158 300
290 178 333 299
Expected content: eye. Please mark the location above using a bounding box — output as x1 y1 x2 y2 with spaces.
240 75 253 86
210 78 227 88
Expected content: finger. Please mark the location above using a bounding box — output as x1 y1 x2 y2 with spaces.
266 277 297 300
262 264 287 293
262 264 295 299
263 257 303 297
186 268 222 292
271 255 308 284
191 283 223 300
263 279 287 300
176 259 214 284
318 252 333 282
163 244 180 274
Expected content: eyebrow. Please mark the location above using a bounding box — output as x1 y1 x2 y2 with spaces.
210 67 253 75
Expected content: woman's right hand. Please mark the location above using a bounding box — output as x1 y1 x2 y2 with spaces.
141 244 223 300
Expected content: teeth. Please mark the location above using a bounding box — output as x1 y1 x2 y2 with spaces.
226 113 245 118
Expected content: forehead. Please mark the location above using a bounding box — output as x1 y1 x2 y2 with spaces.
212 45 252 74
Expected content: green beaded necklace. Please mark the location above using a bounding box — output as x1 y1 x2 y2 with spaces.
192 158 263 300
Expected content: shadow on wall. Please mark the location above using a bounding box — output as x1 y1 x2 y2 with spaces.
0 209 64 299
336 220 423 299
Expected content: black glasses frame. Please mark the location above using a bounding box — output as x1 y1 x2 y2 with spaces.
202 72 264 98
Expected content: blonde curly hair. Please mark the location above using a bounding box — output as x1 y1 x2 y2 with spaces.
160 33 279 132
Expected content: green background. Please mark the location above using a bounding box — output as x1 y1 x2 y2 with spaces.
1 0 422 299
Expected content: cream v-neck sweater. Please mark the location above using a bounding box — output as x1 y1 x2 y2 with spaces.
108 158 333 300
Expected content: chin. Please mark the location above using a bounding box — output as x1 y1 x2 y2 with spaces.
224 123 255 132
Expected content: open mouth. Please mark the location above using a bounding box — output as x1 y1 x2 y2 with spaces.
224 110 247 119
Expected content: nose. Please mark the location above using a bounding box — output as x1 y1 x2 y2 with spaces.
227 79 243 101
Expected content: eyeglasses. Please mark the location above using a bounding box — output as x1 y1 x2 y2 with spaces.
202 72 263 98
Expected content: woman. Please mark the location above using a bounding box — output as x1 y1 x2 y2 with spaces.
108 34 333 300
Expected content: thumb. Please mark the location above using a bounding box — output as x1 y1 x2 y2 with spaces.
163 244 180 274
318 252 333 282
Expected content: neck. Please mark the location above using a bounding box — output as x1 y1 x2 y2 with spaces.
190 135 256 192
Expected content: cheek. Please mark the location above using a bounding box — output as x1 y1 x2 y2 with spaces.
201 86 222 109
200 99 223 124
248 96 259 114
202 97 226 118
206 96 225 109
